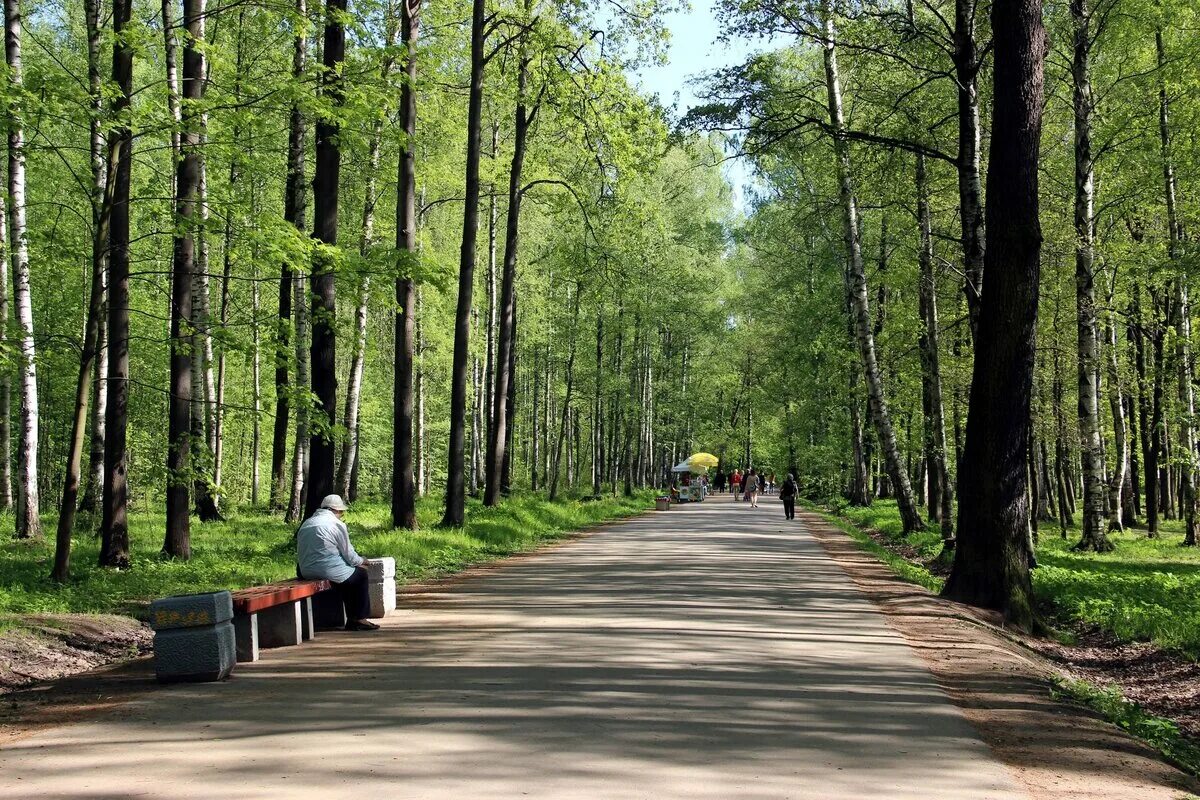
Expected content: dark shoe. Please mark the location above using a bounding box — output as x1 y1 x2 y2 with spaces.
345 619 380 631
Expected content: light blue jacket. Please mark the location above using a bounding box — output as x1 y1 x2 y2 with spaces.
296 508 364 583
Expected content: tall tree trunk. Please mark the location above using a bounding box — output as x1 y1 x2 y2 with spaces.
164 0 207 560
286 268 310 522
99 0 133 568
0 163 9 513
4 0 41 539
485 122 499 446
943 0 1045 629
1071 0 1111 552
955 0 985 333
484 37 535 507
271 0 307 511
916 153 954 540
339 23 396 499
1156 29 1196 546
251 261 261 506
78 0 106 518
305 0 348 517
416 287 427 496
1105 315 1128 531
391 0 420 529
820 2 923 532
502 292 517 496
443 0 486 526
50 0 109 575
550 284 580 500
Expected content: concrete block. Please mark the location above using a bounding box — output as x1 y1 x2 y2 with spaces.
363 557 395 581
149 591 233 631
300 597 316 641
154 621 236 683
368 577 396 619
258 600 302 649
312 587 347 630
233 613 259 663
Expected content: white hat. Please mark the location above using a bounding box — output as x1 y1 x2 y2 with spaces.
320 494 349 511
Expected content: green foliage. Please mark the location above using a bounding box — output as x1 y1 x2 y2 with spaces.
0 494 650 618
1052 677 1200 777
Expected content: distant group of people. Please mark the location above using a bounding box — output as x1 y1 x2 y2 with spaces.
712 469 799 519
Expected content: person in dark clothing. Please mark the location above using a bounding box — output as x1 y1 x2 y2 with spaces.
714 471 726 493
780 473 798 520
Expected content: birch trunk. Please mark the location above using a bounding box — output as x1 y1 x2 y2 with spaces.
99 0 133 567
270 0 307 510
0 163 9 512
916 154 954 540
954 0 985 333
1071 0 1111 552
1157 28 1196 546
820 3 922 532
339 25 395 499
286 268 310 522
1104 315 1128 531
5 0 40 538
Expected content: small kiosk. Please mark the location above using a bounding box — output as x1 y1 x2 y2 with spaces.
670 453 720 503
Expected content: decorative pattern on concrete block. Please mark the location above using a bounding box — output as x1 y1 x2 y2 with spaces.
368 577 396 619
149 590 234 631
364 557 395 581
154 621 236 682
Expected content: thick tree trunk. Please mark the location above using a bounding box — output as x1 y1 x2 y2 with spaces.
955 0 985 333
5 0 41 539
164 0 207 561
305 0 348 517
916 154 954 540
484 36 535 508
1071 0 1111 553
391 0 420 530
99 0 133 568
271 0 307 511
943 0 1044 629
821 4 923 532
443 0 486 526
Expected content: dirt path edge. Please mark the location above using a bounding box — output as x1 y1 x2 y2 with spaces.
799 507 1200 800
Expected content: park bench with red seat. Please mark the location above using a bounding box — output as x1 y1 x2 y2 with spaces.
231 578 329 663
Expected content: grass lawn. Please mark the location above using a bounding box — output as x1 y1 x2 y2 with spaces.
817 499 1200 657
0 492 651 625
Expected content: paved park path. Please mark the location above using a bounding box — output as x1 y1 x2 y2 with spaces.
0 495 1025 799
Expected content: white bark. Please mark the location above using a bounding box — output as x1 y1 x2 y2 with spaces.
5 0 40 537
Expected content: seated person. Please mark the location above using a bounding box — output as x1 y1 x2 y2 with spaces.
296 494 379 632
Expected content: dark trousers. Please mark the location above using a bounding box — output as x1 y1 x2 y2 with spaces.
333 566 371 621
783 496 795 520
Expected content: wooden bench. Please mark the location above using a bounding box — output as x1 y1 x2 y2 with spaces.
231 579 330 663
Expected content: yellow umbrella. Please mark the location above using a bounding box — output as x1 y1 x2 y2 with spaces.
687 453 720 469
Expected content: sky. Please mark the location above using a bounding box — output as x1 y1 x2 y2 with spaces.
631 0 775 212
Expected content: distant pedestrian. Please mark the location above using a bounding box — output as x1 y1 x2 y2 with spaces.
745 468 759 507
780 473 798 520
731 469 741 500
714 470 726 494
767 472 776 495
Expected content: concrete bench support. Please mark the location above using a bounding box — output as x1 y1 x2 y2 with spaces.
258 600 303 649
150 591 237 683
234 613 259 663
301 597 316 641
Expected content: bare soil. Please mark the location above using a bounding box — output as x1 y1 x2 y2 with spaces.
800 508 1200 800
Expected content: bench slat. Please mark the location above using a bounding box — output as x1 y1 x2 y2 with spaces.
231 579 331 615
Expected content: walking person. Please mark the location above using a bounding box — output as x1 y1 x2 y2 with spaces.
780 473 798 520
745 468 759 507
731 469 741 500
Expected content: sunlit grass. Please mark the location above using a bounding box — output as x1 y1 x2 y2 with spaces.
816 498 1200 656
0 492 651 619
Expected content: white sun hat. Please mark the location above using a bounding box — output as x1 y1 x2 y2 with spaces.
320 494 349 511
